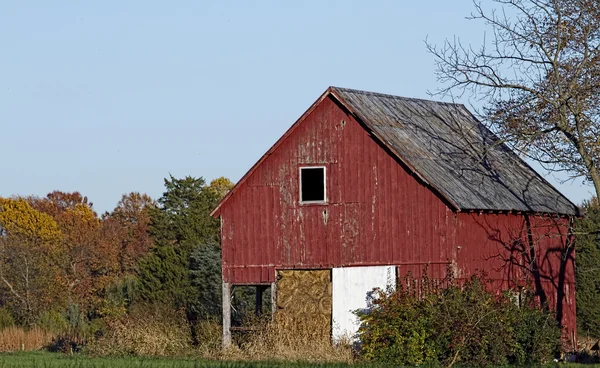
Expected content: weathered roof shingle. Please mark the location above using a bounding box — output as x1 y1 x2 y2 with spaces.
331 87 578 216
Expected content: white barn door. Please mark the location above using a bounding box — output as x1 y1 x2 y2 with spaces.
331 265 396 342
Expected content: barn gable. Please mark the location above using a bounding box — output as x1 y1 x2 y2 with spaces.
213 87 578 217
216 93 453 283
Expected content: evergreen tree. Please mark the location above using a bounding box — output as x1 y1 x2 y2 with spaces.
576 199 600 338
189 241 222 318
137 176 220 315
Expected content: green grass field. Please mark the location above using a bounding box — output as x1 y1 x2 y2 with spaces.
0 352 357 368
2 352 600 368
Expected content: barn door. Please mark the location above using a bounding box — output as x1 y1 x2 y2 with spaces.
276 269 332 341
332 265 396 342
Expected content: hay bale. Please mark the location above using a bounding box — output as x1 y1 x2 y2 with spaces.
276 270 332 341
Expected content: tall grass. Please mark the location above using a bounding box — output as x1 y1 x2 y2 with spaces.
0 326 55 352
88 310 351 364
223 317 353 364
87 305 192 356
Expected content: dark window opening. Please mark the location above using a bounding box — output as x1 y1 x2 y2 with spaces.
300 167 325 202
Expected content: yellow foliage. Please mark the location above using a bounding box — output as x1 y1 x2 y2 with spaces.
0 198 62 242
66 203 98 221
209 177 234 200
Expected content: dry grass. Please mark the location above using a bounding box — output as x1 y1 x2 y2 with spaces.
221 318 353 364
88 307 352 364
194 319 223 357
87 307 192 357
0 326 56 352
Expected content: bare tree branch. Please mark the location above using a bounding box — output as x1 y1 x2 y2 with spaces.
427 0 600 197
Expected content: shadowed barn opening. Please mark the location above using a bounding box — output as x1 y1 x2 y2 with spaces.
211 87 579 348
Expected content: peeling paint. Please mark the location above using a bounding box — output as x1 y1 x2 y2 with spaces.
217 93 576 338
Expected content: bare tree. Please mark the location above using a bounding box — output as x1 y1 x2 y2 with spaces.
427 0 600 197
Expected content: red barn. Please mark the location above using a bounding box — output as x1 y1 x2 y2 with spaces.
211 87 578 347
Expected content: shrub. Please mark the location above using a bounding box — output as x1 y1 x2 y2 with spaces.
0 308 15 329
99 275 140 319
37 310 68 333
509 298 562 365
356 273 561 367
41 305 105 354
355 287 435 365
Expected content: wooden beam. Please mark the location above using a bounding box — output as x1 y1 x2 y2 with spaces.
270 281 277 320
222 282 232 349
255 285 264 316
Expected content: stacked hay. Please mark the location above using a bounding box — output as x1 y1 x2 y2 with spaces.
276 270 332 341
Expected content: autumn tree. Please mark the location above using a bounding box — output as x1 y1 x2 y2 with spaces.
427 0 600 197
29 191 94 218
29 192 118 313
0 198 65 324
102 192 155 275
209 177 234 200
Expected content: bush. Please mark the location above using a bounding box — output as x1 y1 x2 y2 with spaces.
37 310 68 333
510 300 562 365
97 275 139 319
355 287 435 365
356 273 561 367
40 307 106 354
0 308 15 329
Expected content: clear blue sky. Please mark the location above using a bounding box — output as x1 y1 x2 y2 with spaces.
0 1 593 214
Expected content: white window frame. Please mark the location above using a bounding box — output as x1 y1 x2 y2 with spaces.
299 166 327 204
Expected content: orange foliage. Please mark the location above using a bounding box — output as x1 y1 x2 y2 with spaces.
102 192 155 274
27 192 118 313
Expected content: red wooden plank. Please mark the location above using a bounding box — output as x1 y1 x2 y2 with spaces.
216 94 576 337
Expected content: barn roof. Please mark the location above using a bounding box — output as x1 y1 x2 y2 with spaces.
211 87 579 217
330 87 578 216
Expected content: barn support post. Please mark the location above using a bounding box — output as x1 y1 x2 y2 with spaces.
222 281 232 349
255 285 265 316
270 281 277 320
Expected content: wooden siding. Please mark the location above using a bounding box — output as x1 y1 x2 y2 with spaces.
220 95 453 282
218 95 576 336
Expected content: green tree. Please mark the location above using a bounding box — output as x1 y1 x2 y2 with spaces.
189 241 222 318
575 198 600 337
137 176 220 316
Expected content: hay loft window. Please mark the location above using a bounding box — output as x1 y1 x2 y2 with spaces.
300 166 326 203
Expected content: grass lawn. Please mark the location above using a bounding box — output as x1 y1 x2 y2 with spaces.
0 352 356 368
2 352 600 367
